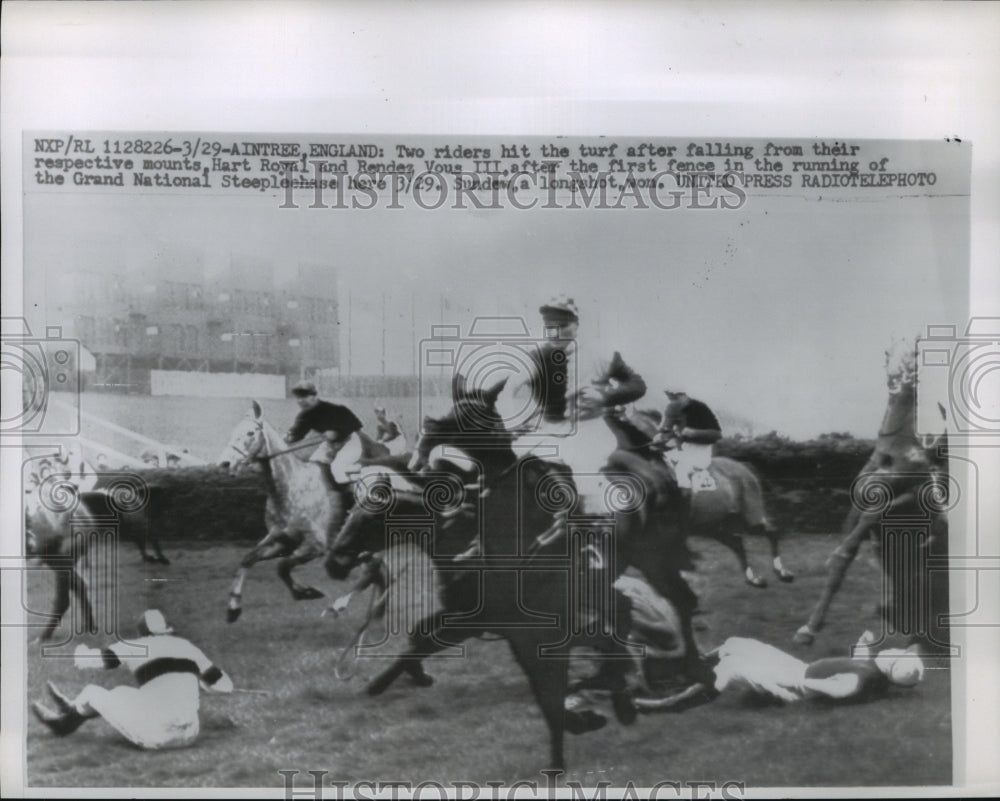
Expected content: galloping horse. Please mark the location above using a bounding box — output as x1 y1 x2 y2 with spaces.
222 401 354 622
794 339 949 645
622 409 794 587
326 379 637 771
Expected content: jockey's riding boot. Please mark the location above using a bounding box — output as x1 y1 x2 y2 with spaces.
32 702 86 736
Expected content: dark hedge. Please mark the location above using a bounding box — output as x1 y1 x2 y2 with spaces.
100 434 878 543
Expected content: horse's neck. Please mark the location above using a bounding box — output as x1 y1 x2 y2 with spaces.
261 424 323 498
877 384 917 447
604 412 653 450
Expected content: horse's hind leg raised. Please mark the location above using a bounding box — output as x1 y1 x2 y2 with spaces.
277 541 325 601
227 533 296 623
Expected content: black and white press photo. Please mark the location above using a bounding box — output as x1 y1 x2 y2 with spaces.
2 3 998 798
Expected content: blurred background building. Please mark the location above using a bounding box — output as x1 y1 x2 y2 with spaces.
49 235 341 394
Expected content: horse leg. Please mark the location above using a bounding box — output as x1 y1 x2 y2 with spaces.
366 614 453 696
506 635 579 773
227 535 295 623
404 661 434 687
714 528 767 588
752 523 794 582
794 512 877 644
643 564 717 690
277 541 325 601
150 538 170 565
36 563 72 643
71 566 96 636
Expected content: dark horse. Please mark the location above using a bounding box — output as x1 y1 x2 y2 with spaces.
326 378 639 771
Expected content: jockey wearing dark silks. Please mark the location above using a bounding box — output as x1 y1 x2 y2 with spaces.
500 295 659 514
657 391 722 538
285 381 364 453
286 380 365 533
373 405 406 455
374 408 400 443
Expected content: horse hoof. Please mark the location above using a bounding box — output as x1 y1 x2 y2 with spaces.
747 577 768 589
792 627 814 645
156 556 172 566
293 587 324 601
226 607 242 623
409 672 434 688
777 571 795 583
565 709 607 735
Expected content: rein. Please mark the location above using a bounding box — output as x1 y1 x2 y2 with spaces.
335 581 388 681
234 429 326 464
260 436 327 461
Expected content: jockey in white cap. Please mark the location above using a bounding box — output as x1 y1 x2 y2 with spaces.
712 630 925 703
32 609 233 749
500 295 650 514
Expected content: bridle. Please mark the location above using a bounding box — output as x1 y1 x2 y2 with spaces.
228 417 324 466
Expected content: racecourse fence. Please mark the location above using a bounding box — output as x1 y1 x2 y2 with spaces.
98 434 877 545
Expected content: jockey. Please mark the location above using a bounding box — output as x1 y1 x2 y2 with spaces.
373 405 406 456
285 380 365 525
32 609 233 749
506 295 649 513
712 630 924 703
657 390 722 536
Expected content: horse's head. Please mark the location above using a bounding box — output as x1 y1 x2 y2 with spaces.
408 376 512 473
220 401 268 475
884 337 917 395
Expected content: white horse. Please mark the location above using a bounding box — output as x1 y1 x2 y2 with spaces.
221 401 431 622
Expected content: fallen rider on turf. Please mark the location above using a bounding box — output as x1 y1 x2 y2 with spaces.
712 630 924 703
32 609 233 749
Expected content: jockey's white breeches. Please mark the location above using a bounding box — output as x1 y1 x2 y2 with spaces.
513 416 620 513
713 637 809 702
664 443 713 489
73 673 201 749
309 431 364 484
